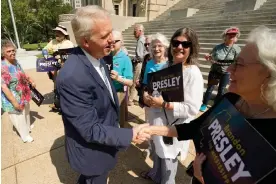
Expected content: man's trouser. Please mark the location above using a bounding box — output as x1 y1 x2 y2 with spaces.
129 62 142 103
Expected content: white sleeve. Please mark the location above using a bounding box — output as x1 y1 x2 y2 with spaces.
172 67 204 119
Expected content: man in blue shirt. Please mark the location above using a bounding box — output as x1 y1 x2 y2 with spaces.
110 30 133 127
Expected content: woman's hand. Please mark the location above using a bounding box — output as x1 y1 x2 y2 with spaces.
149 95 164 108
30 82 36 88
143 91 151 106
110 70 119 81
204 54 212 61
193 153 206 184
13 102 24 111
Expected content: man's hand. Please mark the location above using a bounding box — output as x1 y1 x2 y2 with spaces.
193 153 206 184
135 80 140 87
132 123 150 144
149 95 164 108
110 70 119 81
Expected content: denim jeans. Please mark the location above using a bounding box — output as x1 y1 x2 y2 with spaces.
202 71 230 105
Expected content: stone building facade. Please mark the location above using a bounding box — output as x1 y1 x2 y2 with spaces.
63 0 181 21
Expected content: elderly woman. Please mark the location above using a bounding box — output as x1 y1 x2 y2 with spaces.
140 29 204 184
138 33 168 159
1 40 36 143
43 25 74 54
109 30 133 128
139 26 276 184
200 27 241 112
44 25 74 111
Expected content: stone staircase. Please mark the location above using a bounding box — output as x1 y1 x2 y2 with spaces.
122 0 276 94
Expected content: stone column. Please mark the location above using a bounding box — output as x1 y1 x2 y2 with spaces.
102 0 115 14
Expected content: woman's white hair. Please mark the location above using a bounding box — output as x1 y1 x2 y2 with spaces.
112 30 123 42
71 5 110 45
149 33 169 58
247 26 276 111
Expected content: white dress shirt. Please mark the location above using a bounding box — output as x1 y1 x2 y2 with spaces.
81 49 114 102
148 64 204 160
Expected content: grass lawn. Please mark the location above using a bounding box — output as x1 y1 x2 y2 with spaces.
23 42 48 51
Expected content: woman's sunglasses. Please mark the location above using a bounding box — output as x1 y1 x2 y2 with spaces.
144 43 150 47
171 40 192 48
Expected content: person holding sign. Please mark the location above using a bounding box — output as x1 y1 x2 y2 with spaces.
138 26 276 184
109 30 133 128
140 28 204 184
138 33 168 162
1 40 36 143
200 27 241 112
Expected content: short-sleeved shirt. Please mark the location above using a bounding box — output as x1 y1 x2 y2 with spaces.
142 59 168 85
1 60 31 112
112 49 133 91
210 43 241 73
43 39 74 53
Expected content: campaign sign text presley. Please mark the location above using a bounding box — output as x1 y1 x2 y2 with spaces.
147 63 183 102
36 57 58 72
198 98 276 184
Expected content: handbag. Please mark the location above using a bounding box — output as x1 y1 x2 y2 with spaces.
208 46 234 86
29 84 44 106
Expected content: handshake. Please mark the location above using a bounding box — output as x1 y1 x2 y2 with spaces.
132 124 152 144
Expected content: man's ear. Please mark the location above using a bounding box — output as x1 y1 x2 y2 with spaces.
81 37 89 48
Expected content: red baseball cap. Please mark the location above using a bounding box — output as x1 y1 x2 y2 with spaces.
226 27 239 34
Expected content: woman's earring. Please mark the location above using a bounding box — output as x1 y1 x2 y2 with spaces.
260 83 267 102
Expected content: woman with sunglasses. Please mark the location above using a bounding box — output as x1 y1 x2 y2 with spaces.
140 28 204 184
200 27 241 112
138 26 276 184
109 30 133 128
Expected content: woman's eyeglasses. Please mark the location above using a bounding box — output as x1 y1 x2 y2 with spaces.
114 40 121 44
171 40 192 48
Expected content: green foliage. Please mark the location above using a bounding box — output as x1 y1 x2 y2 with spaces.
1 0 73 46
23 42 47 51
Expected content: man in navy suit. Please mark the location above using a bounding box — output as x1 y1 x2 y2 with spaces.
56 5 149 184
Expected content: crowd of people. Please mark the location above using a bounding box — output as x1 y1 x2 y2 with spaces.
1 5 276 184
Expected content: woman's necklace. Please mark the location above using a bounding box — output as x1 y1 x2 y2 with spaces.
238 100 271 118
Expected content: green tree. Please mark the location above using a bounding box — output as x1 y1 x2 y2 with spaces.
34 0 72 42
1 0 72 45
1 0 39 45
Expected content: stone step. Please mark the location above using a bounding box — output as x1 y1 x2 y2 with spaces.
193 9 276 18
126 20 276 31
123 24 276 35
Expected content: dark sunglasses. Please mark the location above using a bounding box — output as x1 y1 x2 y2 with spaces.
144 43 150 47
171 40 192 48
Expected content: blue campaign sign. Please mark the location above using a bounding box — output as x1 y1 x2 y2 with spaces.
36 57 58 72
198 98 276 184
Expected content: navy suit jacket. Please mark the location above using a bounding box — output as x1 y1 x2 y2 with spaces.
56 47 133 176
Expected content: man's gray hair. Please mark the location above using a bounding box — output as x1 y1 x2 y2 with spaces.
134 24 144 32
71 5 110 45
247 26 276 111
1 39 16 56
